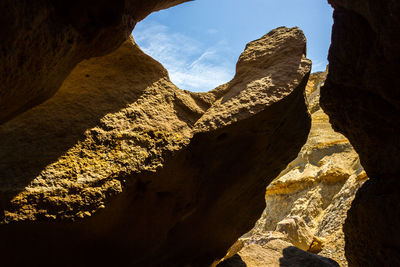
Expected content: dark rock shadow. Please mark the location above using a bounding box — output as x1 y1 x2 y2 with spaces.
279 246 340 267
0 68 311 267
0 28 312 266
217 254 247 267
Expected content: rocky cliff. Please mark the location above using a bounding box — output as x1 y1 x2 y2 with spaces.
0 0 189 124
321 1 400 266
2 0 399 265
0 27 311 266
217 71 368 267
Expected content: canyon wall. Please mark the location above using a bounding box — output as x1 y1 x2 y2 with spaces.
216 71 367 267
1 0 399 265
0 27 311 266
0 0 189 123
321 1 400 266
247 72 367 266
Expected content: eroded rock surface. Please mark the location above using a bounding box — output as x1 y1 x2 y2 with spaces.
217 239 339 267
0 0 189 123
254 72 367 266
320 1 400 266
217 71 367 267
275 216 314 251
0 27 311 266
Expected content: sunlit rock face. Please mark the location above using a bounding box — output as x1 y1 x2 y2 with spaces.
0 27 311 266
320 1 400 266
215 71 367 267
217 239 339 267
0 0 189 124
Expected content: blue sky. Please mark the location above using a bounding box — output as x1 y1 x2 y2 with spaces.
133 0 333 92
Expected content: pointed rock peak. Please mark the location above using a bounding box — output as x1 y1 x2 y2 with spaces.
195 27 311 132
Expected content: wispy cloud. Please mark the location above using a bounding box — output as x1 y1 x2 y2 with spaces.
133 21 235 92
310 58 328 73
206 28 218 34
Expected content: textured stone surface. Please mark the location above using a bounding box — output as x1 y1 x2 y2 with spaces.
320 1 400 266
0 27 311 266
223 72 367 267
275 216 314 251
217 239 339 267
0 0 189 123
195 27 310 132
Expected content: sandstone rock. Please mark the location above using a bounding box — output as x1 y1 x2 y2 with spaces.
275 216 314 251
0 27 311 266
216 230 290 264
217 239 339 267
238 71 367 266
305 68 327 114
0 0 189 123
309 236 324 254
320 1 400 266
195 27 311 132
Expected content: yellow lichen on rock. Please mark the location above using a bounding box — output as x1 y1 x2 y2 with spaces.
0 38 198 223
0 26 313 266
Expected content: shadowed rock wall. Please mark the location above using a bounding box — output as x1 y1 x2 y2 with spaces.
321 1 400 266
2 0 398 265
214 71 367 267
0 0 189 123
244 71 367 266
0 27 311 266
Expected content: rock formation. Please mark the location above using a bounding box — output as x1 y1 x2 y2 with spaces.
217 239 339 267
320 1 400 266
3 0 398 265
0 0 189 124
216 71 367 267
0 27 311 266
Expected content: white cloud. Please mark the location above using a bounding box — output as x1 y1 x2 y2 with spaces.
310 59 328 73
133 21 235 92
206 28 218 34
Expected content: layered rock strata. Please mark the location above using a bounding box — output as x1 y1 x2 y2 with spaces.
320 1 400 266
217 71 367 267
0 0 189 123
0 27 311 266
